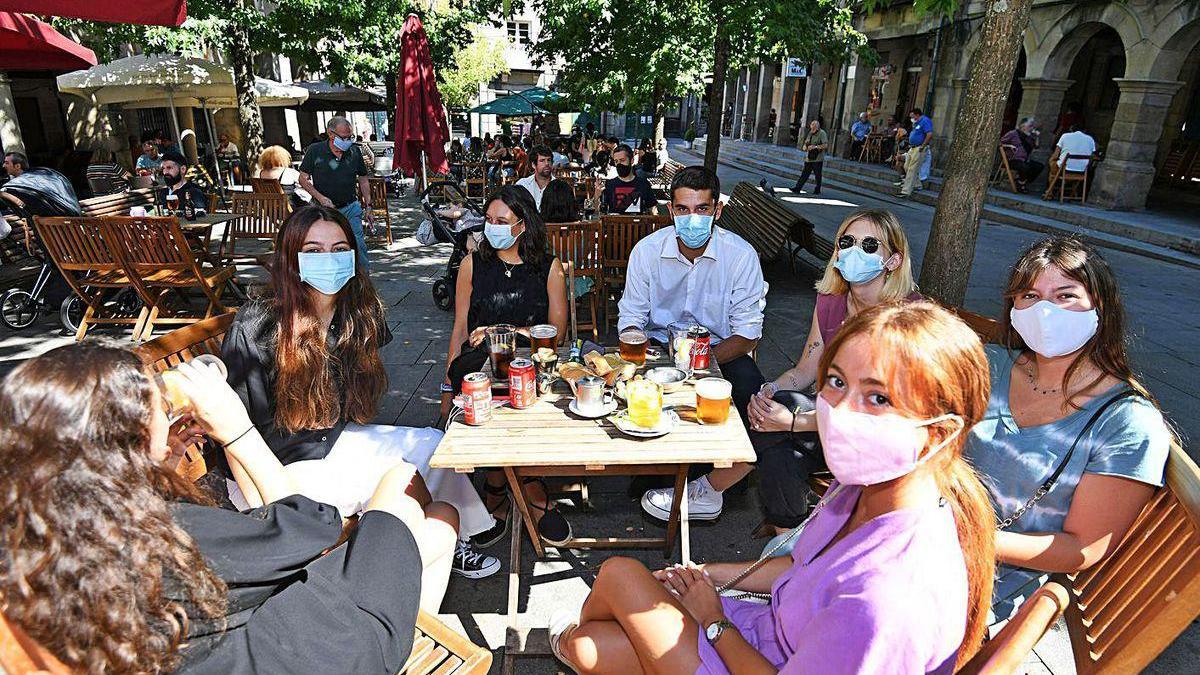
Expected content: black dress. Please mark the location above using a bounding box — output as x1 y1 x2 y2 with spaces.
448 251 551 393
172 495 422 673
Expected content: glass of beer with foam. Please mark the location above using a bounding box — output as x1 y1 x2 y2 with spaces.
695 377 732 425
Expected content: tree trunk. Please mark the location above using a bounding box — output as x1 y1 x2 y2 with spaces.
703 21 730 173
651 80 666 145
385 75 397 139
918 0 1034 306
227 15 264 173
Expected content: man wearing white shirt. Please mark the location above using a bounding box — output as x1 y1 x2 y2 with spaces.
1042 123 1097 199
515 145 553 208
618 165 767 522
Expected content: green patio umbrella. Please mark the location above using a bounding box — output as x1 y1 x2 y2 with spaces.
467 94 548 116
518 86 564 105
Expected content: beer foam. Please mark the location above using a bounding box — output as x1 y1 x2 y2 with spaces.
695 377 732 399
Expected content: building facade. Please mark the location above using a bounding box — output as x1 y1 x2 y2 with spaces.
720 0 1200 211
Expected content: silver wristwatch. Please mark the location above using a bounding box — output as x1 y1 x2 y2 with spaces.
705 619 734 645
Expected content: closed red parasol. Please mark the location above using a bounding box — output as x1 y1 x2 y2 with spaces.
0 11 96 71
393 14 449 178
0 0 187 27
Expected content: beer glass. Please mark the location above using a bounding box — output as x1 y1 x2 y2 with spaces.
695 377 732 425
618 328 648 366
155 354 228 422
486 324 517 379
530 324 558 352
165 192 180 215
626 378 663 429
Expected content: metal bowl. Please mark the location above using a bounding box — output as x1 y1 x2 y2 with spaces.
645 366 688 393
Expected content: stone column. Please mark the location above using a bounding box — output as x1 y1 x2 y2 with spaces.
798 64 827 148
753 63 775 142
935 78 970 155
742 65 761 140
1093 78 1184 210
777 66 800 146
0 73 25 155
723 77 737 138
1016 77 1073 167
731 68 748 139
177 106 199 165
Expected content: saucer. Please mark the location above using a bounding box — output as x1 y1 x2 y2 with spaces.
611 409 679 438
569 398 618 419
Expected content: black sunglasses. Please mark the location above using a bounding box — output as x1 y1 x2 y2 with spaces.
837 234 884 254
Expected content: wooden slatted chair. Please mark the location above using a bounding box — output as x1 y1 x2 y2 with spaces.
101 217 235 340
1059 154 1091 204
134 312 237 480
250 177 285 194
33 216 147 340
545 220 602 339
462 162 487 200
991 144 1020 193
599 213 671 329
360 176 393 246
222 192 289 268
957 582 1070 674
717 182 801 265
79 187 156 218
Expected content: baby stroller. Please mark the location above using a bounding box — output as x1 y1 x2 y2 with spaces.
420 180 483 311
0 168 95 332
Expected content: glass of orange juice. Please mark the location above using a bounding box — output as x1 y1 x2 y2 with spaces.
626 378 663 429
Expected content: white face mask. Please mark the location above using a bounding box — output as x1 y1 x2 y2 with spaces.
1010 300 1099 357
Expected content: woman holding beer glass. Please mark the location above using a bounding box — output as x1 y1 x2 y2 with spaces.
0 343 456 673
221 204 502 580
440 185 572 547
551 302 996 675
749 208 919 540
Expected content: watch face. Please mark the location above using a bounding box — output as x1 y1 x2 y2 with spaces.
706 622 722 641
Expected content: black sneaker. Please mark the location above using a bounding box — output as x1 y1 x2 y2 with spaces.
470 517 510 550
452 540 501 579
537 509 573 547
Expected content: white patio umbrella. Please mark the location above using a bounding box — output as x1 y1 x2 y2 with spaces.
58 54 308 183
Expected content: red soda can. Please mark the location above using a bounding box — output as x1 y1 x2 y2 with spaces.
689 326 711 370
508 358 537 409
461 372 493 425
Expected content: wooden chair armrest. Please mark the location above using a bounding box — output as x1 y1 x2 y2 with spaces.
958 581 1069 675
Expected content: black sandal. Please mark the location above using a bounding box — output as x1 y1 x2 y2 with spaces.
470 482 512 549
521 477 574 547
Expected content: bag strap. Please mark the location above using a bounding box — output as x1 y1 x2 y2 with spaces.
997 388 1139 530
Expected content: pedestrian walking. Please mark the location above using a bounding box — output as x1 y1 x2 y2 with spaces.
791 120 829 195
298 116 374 269
899 108 933 197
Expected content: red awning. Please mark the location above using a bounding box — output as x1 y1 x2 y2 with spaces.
0 0 186 27
0 11 96 71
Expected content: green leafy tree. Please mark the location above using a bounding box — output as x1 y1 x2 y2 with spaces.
439 35 511 109
702 0 868 171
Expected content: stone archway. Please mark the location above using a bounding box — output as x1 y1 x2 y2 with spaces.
1060 26 1126 149
1147 18 1200 202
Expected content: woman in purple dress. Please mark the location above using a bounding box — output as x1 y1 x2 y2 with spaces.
551 302 997 674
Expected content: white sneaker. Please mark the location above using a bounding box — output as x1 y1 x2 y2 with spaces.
641 476 723 521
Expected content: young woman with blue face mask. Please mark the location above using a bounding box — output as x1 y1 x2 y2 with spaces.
964 237 1172 625
441 186 572 547
221 204 503 583
748 209 920 538
550 302 996 675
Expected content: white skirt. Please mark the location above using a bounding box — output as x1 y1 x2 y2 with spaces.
227 423 495 538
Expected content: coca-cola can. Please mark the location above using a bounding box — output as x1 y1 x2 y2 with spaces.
689 326 711 371
508 358 536 409
461 372 492 425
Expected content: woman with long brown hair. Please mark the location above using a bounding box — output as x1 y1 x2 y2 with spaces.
966 236 1171 623
222 204 502 580
552 302 996 674
0 343 455 672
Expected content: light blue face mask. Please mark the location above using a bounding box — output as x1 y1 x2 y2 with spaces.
484 221 521 250
833 246 886 285
332 136 355 152
298 250 356 295
674 213 714 249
